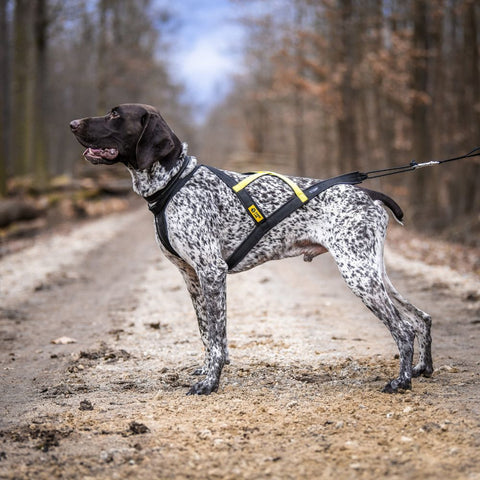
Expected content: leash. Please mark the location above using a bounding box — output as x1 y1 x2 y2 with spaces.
362 146 480 180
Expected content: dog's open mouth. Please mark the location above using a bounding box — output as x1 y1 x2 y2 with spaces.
83 147 119 164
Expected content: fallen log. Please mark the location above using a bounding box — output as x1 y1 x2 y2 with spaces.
98 178 132 196
0 199 45 229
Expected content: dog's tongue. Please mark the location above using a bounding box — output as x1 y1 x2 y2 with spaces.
83 148 118 162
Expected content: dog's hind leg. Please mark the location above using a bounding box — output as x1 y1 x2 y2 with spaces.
383 273 433 378
345 271 415 392
326 209 415 392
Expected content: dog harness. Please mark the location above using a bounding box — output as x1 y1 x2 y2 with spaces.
145 143 480 269
147 157 368 270
146 157 200 258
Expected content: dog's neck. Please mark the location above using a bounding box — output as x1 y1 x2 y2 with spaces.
128 143 196 198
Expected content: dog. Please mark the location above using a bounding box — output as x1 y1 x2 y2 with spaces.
70 103 433 395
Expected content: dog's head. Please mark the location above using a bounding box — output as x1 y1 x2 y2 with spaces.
69 104 183 170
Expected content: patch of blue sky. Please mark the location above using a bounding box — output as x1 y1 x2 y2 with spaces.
155 0 246 120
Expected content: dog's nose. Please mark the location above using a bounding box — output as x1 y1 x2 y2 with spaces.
69 119 81 131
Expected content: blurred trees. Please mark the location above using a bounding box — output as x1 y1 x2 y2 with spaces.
0 0 192 193
1 0 478 241
203 0 480 239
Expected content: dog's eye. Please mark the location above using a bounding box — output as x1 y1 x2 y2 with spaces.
109 110 120 119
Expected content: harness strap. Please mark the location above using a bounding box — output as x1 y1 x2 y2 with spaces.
233 171 309 203
146 156 191 211
143 145 480 267
147 157 199 257
208 169 367 270
204 166 267 223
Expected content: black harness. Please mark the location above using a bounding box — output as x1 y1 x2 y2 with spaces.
146 157 200 257
205 167 367 270
146 158 367 270
145 145 480 269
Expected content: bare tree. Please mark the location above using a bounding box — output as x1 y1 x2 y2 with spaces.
33 0 49 186
410 0 433 219
0 0 11 195
292 0 306 176
12 0 35 177
334 0 359 172
203 0 480 241
0 0 190 191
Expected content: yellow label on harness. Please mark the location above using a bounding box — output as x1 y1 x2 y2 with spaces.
248 204 264 222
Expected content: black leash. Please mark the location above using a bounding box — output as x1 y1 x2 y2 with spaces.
363 146 480 180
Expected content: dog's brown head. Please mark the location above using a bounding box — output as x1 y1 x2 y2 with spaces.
69 104 183 170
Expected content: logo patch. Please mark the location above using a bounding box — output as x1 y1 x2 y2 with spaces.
248 204 264 222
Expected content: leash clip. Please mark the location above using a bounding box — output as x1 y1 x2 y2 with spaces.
412 161 440 169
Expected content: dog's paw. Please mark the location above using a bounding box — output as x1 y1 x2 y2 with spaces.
186 379 219 395
412 363 433 378
192 366 207 376
382 382 397 394
382 377 412 394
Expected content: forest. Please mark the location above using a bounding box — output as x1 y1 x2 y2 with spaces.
0 0 479 244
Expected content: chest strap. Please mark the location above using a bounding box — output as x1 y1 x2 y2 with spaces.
206 167 367 270
146 157 199 257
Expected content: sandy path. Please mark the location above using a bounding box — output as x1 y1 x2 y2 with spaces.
1 207 479 479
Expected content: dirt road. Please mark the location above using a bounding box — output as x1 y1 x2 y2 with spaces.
1 206 479 479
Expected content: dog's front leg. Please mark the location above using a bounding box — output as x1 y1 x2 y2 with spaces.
186 262 228 395
179 264 212 376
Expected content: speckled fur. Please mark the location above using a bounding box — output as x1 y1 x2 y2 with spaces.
70 104 433 396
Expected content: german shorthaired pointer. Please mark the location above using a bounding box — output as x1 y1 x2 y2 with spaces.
70 103 433 395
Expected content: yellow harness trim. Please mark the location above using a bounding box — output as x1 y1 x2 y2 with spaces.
233 171 308 203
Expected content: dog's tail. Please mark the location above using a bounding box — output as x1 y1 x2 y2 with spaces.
361 188 404 224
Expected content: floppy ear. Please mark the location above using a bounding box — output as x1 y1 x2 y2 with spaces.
135 113 182 170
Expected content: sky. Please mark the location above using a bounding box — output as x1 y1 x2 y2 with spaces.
160 0 247 120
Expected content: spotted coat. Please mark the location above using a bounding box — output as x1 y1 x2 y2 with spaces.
70 103 433 395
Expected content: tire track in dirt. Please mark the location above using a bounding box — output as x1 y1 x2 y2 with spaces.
1 210 147 303
0 208 160 427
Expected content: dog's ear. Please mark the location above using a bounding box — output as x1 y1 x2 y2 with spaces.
135 113 182 170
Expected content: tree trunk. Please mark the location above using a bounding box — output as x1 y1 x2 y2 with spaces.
0 0 11 195
410 0 433 222
12 0 35 177
293 0 306 176
96 0 109 114
336 0 358 173
33 0 49 187
461 1 480 216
